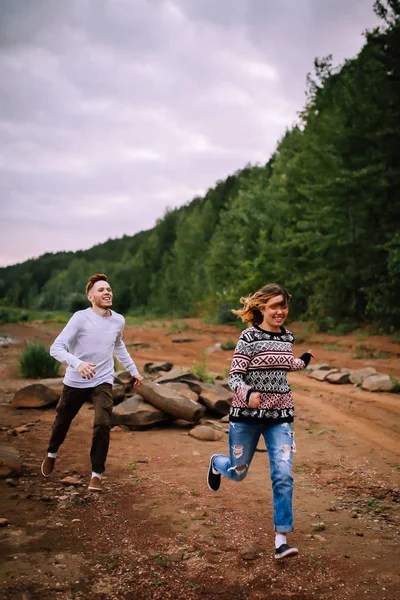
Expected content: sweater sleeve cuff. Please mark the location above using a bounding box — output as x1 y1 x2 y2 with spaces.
70 357 83 370
299 352 312 367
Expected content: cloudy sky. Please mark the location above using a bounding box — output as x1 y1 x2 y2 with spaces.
0 0 379 267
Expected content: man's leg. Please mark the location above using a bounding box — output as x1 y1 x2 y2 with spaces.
263 422 298 559
208 422 261 491
89 383 113 489
42 385 88 476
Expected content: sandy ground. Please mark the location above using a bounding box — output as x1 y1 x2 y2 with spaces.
0 319 399 600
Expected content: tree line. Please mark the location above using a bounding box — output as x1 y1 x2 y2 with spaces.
1 1 399 331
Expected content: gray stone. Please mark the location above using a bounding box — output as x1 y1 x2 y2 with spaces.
305 363 331 371
189 426 223 442
326 371 350 384
309 369 339 381
361 374 396 392
144 361 173 374
349 367 377 385
111 395 170 428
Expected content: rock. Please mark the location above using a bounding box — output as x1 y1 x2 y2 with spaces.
11 425 30 435
189 425 223 441
305 363 331 371
114 371 134 385
361 374 396 392
349 367 377 385
220 415 230 423
60 476 82 486
163 382 199 403
309 369 339 381
12 382 62 408
112 384 126 404
144 361 173 374
171 337 196 343
326 371 351 384
0 445 21 478
154 369 201 385
0 518 10 527
111 395 170 428
206 343 222 353
312 522 326 531
198 383 233 415
240 546 260 560
138 382 205 422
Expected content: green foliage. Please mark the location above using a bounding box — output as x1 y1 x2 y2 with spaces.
221 339 236 350
19 343 60 378
191 355 215 383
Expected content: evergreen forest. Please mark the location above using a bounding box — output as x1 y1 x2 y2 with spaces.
1 1 399 331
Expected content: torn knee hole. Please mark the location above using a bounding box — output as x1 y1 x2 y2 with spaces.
236 464 247 472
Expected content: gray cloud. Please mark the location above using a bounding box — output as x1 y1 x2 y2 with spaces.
0 0 379 266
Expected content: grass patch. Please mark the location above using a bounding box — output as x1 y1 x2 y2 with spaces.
0 306 69 326
322 343 346 352
19 342 60 378
354 344 390 359
191 354 215 384
221 339 236 351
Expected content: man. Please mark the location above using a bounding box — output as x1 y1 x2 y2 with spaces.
41 273 143 491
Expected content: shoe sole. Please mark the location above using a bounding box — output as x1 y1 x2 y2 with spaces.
41 460 54 478
274 548 299 560
207 454 220 492
88 486 101 491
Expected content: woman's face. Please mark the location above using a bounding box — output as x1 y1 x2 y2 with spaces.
260 294 289 332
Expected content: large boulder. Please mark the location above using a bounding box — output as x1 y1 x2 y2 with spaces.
12 382 61 408
305 363 331 371
0 445 21 478
198 383 233 415
163 382 199 403
111 395 170 428
349 367 377 385
361 374 397 392
137 383 205 423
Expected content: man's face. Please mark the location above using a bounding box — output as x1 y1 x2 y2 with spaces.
88 280 113 309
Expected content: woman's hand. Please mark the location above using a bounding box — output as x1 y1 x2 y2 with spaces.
307 349 316 360
248 391 261 408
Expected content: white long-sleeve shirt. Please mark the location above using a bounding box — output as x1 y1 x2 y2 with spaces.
50 308 139 388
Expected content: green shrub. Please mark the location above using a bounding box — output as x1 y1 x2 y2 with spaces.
19 343 60 378
221 339 236 351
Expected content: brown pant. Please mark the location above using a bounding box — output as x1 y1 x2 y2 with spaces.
48 383 113 474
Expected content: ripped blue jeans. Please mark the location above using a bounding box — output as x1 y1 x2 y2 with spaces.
212 421 296 533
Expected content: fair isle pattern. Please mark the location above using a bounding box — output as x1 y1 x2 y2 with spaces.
228 326 307 424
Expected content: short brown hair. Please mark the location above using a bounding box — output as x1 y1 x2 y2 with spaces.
232 283 291 326
86 273 109 295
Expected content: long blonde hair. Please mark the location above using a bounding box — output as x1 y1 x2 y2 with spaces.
232 283 291 326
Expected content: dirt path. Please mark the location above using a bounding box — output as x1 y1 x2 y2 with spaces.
0 320 399 599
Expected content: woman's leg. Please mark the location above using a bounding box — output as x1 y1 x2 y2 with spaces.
212 422 261 482
263 422 295 533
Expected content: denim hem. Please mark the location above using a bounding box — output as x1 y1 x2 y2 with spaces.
274 527 293 533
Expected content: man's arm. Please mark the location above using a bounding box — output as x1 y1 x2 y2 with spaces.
114 331 141 378
50 313 83 369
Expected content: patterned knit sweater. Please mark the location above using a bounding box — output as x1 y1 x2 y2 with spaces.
228 325 311 424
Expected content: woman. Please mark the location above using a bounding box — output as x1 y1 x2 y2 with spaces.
207 283 314 560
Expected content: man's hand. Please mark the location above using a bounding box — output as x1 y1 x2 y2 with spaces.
248 391 261 409
133 374 144 387
77 362 96 379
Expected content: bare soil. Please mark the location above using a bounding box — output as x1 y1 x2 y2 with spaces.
0 319 399 600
